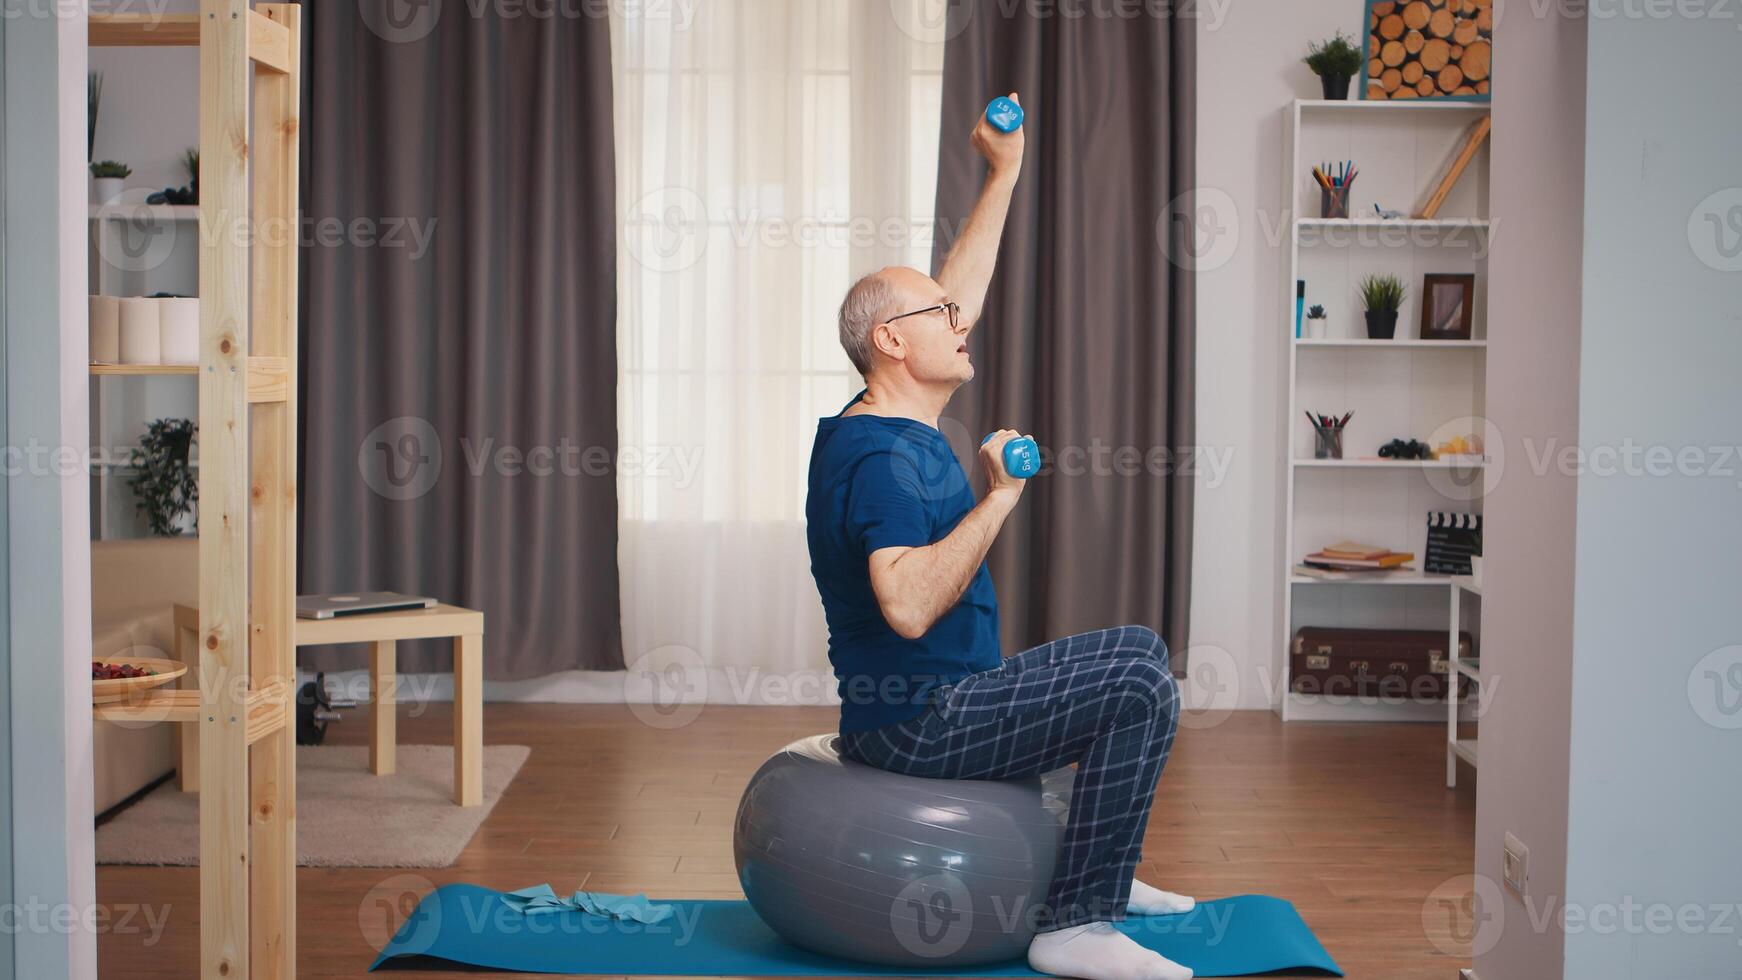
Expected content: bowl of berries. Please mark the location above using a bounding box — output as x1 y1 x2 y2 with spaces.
92 657 187 705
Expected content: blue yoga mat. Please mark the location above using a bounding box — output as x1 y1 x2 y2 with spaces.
370 884 1343 977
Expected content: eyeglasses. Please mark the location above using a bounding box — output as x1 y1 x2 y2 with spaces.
887 302 962 333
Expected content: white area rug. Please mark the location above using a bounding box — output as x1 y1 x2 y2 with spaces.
96 744 529 868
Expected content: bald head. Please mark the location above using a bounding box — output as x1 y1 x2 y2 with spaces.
837 266 941 376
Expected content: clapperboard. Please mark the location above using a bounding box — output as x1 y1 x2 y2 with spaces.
1425 512 1482 575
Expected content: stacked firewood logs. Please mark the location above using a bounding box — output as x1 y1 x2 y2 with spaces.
1365 0 1492 99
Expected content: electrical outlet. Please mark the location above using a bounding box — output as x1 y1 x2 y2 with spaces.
1502 832 1530 898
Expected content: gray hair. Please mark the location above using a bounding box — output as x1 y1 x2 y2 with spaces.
837 270 898 377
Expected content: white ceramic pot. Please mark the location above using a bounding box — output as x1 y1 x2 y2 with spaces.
92 177 125 206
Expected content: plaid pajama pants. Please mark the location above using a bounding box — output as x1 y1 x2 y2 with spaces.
838 624 1180 932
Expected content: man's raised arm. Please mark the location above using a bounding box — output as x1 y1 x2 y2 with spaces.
936 93 1025 332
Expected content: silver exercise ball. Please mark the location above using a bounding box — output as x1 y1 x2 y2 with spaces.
733 733 1072 967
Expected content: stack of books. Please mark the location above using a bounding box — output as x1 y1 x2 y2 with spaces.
1295 541 1415 578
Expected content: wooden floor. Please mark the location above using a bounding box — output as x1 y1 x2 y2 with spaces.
96 704 1476 978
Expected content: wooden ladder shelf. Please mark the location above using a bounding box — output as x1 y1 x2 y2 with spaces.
90 3 302 977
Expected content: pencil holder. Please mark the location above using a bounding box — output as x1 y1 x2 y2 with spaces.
1319 187 1348 220
1313 426 1343 460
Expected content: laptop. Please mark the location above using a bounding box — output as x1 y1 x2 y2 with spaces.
295 591 437 620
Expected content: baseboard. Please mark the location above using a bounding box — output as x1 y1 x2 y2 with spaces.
315 666 1303 712
1283 690 1479 723
315 666 850 706
94 770 175 825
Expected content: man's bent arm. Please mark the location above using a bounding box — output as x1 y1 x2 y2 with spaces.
867 487 1019 640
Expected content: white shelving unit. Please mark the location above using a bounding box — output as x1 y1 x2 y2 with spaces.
1292 457 1485 470
89 202 201 295
1448 578 1482 782
1297 338 1488 349
88 203 201 538
1288 571 1478 588
1296 216 1490 230
1276 99 1490 779
89 201 200 219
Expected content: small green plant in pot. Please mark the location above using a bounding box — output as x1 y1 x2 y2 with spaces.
128 418 199 536
1358 274 1407 339
148 148 201 206
1304 32 1364 100
1305 303 1328 338
90 160 131 206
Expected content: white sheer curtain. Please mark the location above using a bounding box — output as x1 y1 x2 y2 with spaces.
611 1 945 686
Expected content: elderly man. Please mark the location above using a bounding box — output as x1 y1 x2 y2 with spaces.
803 95 1193 980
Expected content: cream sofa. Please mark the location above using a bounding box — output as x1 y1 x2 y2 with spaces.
92 536 198 814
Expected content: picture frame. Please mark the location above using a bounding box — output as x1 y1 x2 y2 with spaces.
1358 0 1493 102
1420 273 1475 340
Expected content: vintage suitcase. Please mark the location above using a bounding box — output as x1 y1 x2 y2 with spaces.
1290 626 1473 701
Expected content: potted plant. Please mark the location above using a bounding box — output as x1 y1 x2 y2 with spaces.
1359 274 1407 339
128 418 199 536
1304 31 1363 101
1304 304 1328 339
182 147 200 202
90 160 132 205
88 71 102 160
147 148 201 206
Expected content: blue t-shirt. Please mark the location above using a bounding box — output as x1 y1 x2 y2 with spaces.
805 392 1002 734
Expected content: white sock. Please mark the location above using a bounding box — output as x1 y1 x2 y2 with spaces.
1126 879 1196 916
1027 921 1193 980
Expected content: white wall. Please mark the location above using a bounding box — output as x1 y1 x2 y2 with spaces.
1190 0 1352 709
1560 12 1742 979
88 0 199 193
1473 9 1586 979
89 46 198 194
4 4 97 976
1476 11 1742 980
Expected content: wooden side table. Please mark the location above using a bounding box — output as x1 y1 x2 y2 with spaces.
173 602 485 806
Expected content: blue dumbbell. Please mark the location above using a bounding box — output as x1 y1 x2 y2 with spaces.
985 96 1024 133
982 432 1041 479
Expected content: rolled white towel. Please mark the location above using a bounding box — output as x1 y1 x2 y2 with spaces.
118 296 162 365
159 297 199 365
90 295 121 363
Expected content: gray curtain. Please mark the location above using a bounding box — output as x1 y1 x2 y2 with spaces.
933 4 1196 665
296 1 623 678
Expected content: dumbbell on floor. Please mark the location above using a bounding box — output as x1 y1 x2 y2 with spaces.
983 432 1041 479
